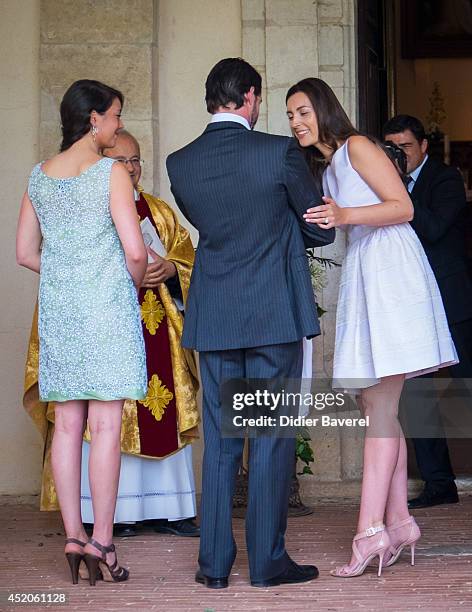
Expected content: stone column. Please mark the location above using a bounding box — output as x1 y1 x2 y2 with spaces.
39 0 158 193
0 0 42 496
242 0 268 131
242 0 363 498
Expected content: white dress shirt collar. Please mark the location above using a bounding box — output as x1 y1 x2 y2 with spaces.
408 155 428 192
210 112 250 130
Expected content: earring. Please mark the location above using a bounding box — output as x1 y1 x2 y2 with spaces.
91 125 98 141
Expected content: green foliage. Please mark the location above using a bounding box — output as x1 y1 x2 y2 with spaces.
306 249 340 301
296 251 340 476
296 430 315 476
306 249 340 269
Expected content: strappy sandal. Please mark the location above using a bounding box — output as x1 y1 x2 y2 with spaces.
65 538 103 584
384 516 421 567
83 538 129 585
330 524 390 578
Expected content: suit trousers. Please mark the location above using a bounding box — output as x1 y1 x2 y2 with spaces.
412 318 472 489
198 341 303 581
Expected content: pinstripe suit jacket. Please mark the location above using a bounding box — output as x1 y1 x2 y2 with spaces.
166 121 335 351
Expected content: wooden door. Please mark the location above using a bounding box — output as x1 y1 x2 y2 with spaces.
358 1 471 481
357 0 393 137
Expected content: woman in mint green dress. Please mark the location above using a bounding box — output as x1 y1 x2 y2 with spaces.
16 80 148 585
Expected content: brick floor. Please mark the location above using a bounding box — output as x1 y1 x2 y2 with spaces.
1 497 471 611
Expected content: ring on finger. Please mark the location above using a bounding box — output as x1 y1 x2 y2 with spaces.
324 217 329 224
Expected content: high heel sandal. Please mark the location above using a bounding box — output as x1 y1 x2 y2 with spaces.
65 538 103 584
384 516 421 567
65 538 87 584
331 524 390 578
83 538 129 586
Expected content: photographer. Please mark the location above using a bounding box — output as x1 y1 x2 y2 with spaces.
383 114 472 509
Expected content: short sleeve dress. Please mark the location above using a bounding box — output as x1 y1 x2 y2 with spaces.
27 157 147 402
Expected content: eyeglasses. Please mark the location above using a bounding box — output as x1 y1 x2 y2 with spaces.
107 156 143 167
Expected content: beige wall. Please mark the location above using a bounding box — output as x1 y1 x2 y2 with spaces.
157 0 242 231
40 0 157 193
0 0 42 494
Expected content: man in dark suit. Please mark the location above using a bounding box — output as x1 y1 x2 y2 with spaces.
167 58 335 588
384 114 472 509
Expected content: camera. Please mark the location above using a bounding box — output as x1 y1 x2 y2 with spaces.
383 140 408 176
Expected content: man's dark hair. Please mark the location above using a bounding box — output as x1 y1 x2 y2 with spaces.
382 114 427 143
60 79 124 152
205 58 262 113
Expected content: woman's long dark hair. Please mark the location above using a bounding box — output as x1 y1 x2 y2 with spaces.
59 79 124 152
286 78 359 185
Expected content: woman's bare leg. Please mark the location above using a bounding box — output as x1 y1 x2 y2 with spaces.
51 400 88 552
343 375 406 569
84 399 123 564
385 427 410 525
358 375 405 529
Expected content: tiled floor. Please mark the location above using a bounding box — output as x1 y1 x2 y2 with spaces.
1 497 471 611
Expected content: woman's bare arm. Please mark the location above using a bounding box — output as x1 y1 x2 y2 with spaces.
305 135 413 229
109 162 147 288
16 192 42 273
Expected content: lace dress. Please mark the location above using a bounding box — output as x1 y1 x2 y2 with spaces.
28 157 147 402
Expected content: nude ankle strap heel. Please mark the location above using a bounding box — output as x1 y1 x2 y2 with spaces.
385 516 421 567
331 524 390 578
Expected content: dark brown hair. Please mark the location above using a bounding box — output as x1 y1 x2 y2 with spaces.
286 78 359 185
205 58 262 114
60 79 124 152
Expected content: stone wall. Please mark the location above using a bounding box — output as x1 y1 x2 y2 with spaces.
156 0 242 213
39 0 243 225
243 0 357 133
40 0 158 193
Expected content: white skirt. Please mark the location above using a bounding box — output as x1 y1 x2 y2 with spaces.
80 442 197 523
333 223 458 392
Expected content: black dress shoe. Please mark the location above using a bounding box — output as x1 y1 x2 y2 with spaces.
251 560 319 587
408 488 459 509
195 569 228 589
152 518 200 537
113 523 139 537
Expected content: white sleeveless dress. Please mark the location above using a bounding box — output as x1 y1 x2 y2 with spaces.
323 140 458 392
